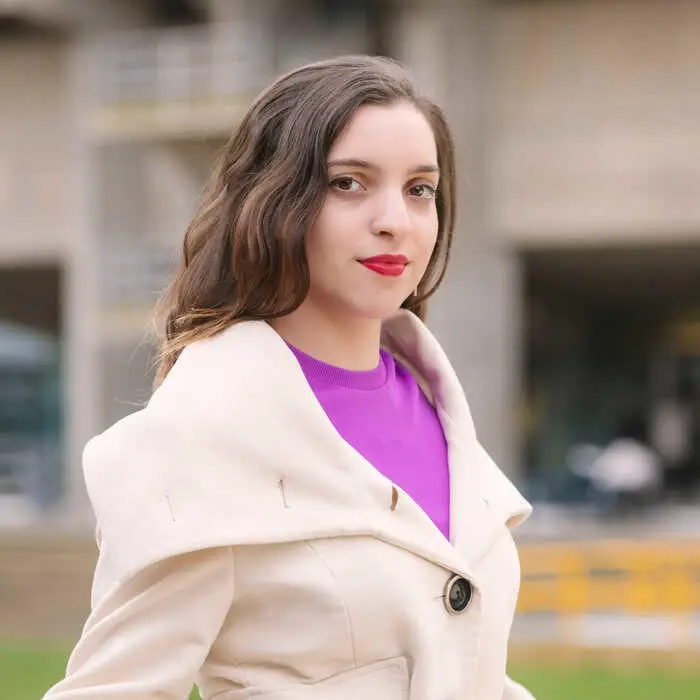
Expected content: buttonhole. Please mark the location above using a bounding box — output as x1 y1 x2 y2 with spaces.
279 478 290 508
163 493 176 523
390 485 399 511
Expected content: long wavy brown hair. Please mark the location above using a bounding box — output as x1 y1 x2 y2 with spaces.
154 55 457 387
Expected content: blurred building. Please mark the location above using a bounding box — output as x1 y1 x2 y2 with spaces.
1 0 699 529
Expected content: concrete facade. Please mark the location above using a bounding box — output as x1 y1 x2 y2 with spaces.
1 0 699 529
0 39 76 263
490 0 700 244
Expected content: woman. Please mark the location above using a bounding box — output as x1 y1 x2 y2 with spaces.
44 55 534 700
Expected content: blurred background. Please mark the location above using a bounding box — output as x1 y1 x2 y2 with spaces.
1 0 699 698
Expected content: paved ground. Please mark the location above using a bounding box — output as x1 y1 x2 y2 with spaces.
512 611 700 650
517 502 700 542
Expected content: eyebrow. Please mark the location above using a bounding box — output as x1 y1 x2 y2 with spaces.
327 158 440 175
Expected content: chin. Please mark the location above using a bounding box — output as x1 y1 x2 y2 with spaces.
323 289 411 323
351 300 406 322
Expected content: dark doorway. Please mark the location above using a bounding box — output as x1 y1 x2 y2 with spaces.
0 265 63 510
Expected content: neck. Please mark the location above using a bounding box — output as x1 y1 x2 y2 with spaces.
270 304 383 371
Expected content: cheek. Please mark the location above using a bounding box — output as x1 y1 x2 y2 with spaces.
309 205 361 261
305 211 357 286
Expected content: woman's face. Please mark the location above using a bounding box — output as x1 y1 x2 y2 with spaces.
304 101 440 323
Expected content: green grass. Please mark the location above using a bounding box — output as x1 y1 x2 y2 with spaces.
1 642 201 700
508 663 700 700
4 642 700 699
2 643 69 700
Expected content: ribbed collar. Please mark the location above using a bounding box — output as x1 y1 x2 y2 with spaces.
286 343 393 390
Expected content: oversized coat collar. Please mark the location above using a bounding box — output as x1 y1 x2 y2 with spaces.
86 311 531 590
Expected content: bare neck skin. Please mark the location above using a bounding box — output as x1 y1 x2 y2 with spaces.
270 304 383 371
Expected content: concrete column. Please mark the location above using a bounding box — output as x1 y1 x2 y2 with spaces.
59 41 103 530
60 4 153 530
393 0 523 477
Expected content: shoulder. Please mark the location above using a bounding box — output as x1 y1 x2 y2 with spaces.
150 320 295 408
83 320 312 582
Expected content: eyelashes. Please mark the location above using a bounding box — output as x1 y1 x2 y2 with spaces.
329 177 437 200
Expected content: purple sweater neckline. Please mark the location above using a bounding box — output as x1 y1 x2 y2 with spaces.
286 343 391 391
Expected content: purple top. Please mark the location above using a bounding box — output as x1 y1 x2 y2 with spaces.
289 344 451 540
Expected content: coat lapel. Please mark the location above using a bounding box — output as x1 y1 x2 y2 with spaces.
381 312 532 572
88 312 530 586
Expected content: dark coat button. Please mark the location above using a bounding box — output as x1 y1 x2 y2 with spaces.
444 574 473 614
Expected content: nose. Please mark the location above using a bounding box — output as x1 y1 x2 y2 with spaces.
371 187 412 239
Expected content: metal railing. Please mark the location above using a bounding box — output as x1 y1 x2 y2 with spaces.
515 539 700 649
100 244 178 306
89 22 277 106
518 539 700 615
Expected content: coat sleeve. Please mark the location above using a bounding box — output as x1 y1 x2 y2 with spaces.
503 674 536 699
42 546 235 699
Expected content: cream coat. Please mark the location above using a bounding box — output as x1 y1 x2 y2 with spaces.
44 311 535 700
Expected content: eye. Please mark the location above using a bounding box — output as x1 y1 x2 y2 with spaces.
330 176 364 193
409 183 437 200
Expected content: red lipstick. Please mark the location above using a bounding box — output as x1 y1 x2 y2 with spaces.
360 254 408 277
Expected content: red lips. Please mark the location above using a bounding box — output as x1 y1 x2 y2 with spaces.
360 254 408 277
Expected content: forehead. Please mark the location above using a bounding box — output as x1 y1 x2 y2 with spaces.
329 102 438 165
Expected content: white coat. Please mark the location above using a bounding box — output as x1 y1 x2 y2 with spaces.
44 311 534 699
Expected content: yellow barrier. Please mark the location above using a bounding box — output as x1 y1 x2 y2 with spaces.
518 540 700 616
